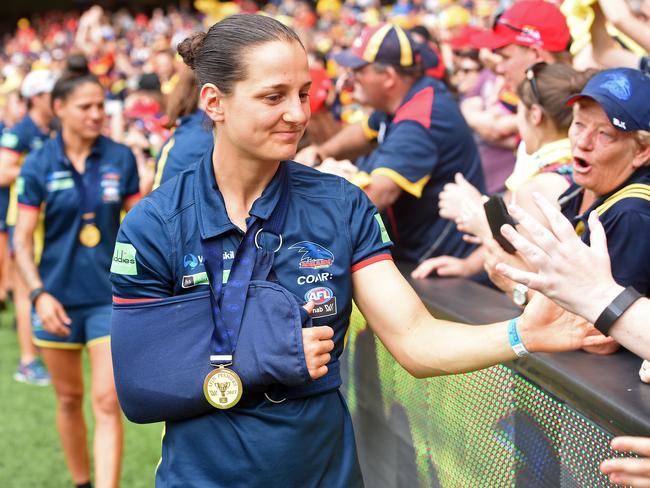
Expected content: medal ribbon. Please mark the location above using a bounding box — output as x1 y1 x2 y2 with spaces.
201 165 290 367
67 140 102 229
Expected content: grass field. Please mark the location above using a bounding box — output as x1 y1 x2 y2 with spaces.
0 308 162 487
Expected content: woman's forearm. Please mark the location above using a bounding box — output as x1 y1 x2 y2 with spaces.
14 233 43 292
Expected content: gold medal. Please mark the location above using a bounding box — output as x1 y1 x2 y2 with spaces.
203 366 243 409
79 224 101 248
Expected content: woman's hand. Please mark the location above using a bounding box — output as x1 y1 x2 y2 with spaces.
581 327 620 355
494 193 622 324
483 237 529 296
518 293 613 352
35 293 72 336
411 255 473 279
301 301 334 380
438 173 489 240
601 436 650 487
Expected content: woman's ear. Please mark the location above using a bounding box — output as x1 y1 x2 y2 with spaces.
201 83 225 123
529 104 544 126
52 98 64 120
632 139 650 169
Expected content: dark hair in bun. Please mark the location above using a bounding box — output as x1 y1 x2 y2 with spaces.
51 53 102 105
177 14 303 96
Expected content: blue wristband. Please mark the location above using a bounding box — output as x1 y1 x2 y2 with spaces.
508 316 529 357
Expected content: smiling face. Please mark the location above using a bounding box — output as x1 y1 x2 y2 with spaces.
214 40 311 164
569 100 649 196
54 82 105 141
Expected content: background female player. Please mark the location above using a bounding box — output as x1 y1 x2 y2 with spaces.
110 15 607 487
14 56 140 488
152 64 212 190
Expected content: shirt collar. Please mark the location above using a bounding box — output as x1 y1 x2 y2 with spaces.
561 166 650 223
193 149 287 239
53 132 104 166
532 138 572 169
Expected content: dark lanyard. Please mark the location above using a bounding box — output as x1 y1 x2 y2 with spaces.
201 165 290 367
69 149 101 226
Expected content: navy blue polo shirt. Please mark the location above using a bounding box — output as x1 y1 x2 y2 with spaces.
0 114 50 226
560 166 650 295
17 133 140 307
357 76 485 263
110 152 392 485
153 109 212 188
111 151 392 353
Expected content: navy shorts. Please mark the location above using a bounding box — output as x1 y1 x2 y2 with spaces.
32 303 112 349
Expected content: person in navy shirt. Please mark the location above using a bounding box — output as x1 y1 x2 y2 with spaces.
14 57 139 488
0 70 56 386
297 24 485 264
153 65 213 189
558 68 650 354
110 15 605 487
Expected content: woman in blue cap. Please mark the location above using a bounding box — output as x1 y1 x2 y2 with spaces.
109 14 607 487
490 67 650 355
13 56 140 488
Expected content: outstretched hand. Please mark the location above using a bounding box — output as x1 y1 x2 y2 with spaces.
495 192 622 324
518 292 614 353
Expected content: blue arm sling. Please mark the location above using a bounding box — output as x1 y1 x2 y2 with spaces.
111 165 341 424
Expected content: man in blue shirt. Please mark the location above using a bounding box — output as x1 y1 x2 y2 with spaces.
0 69 56 385
297 24 485 263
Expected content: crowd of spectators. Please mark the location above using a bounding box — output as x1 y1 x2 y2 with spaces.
1 0 650 485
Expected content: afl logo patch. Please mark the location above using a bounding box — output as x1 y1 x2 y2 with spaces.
304 286 337 319
304 286 333 304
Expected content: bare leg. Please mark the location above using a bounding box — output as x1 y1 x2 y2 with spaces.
41 347 90 484
89 340 123 488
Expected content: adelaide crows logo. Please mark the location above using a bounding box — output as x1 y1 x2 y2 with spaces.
600 73 631 100
289 241 334 269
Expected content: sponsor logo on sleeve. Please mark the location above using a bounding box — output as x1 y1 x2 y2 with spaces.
374 213 390 244
16 176 25 196
289 241 334 269
304 286 337 318
111 242 138 275
0 132 19 149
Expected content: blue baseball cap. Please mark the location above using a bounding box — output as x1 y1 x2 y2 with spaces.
565 68 650 132
333 23 419 69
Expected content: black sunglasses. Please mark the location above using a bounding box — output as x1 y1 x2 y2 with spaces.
525 62 548 105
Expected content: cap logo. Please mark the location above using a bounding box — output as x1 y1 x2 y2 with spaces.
521 25 541 42
600 73 631 101
612 117 627 130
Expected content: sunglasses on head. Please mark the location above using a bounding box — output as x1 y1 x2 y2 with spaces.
525 62 547 105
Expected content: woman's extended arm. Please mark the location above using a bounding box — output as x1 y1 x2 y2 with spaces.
352 259 598 378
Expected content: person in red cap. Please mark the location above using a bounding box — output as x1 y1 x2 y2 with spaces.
297 23 486 265
471 0 572 88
